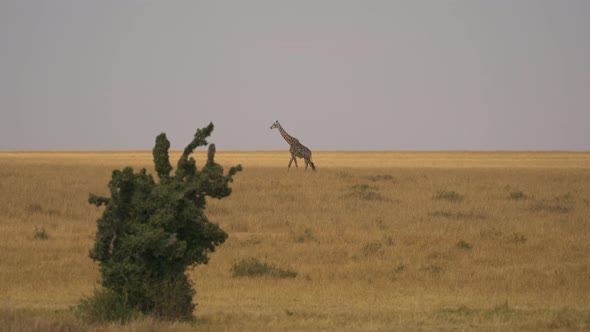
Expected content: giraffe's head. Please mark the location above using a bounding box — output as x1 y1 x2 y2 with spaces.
270 120 280 130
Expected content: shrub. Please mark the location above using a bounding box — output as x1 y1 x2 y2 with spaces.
34 226 48 240
364 174 396 182
433 190 464 202
508 191 527 200
529 202 570 214
231 258 297 278
346 184 387 201
456 240 473 250
361 241 383 256
83 123 241 322
510 232 527 243
431 211 485 220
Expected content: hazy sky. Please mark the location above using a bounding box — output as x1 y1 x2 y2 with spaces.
1 1 589 151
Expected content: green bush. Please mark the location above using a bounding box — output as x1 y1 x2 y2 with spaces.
82 123 241 322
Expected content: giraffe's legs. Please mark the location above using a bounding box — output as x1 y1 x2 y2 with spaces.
307 159 316 171
293 157 298 169
304 159 309 170
288 157 294 170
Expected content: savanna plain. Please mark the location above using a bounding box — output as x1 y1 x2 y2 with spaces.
1 151 589 331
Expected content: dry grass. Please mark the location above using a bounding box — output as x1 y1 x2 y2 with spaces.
1 151 590 331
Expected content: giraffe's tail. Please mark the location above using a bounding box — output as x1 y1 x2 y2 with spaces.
309 160 316 171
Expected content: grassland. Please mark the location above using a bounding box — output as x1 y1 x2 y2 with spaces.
0 151 589 331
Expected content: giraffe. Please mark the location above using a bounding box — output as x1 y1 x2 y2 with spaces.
270 120 316 171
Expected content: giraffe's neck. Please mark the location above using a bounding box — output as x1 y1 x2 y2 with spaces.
278 125 298 146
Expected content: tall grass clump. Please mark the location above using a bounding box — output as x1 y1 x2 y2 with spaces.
346 184 387 201
434 190 464 202
34 226 48 240
508 191 528 200
294 227 317 243
75 289 142 323
456 240 473 250
231 258 297 278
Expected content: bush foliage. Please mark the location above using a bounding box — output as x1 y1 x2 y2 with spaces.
85 123 241 321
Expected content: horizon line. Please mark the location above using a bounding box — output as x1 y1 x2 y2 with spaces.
1 149 589 153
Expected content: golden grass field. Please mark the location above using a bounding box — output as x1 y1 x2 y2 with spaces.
1 150 589 331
